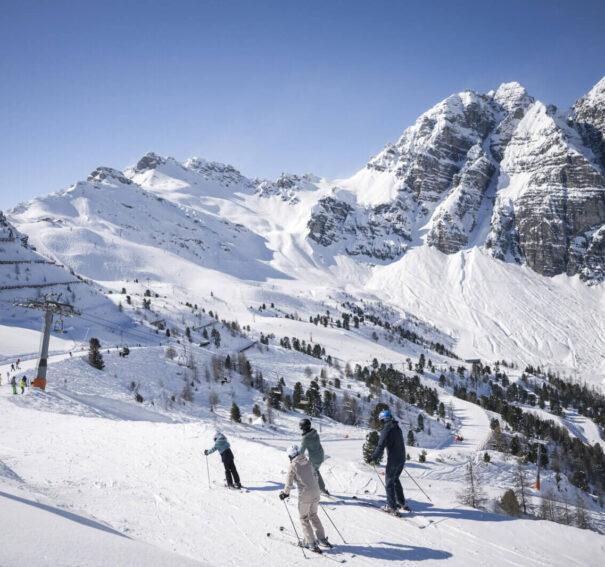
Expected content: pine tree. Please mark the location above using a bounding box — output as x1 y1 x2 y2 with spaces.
500 489 520 516
407 430 415 446
362 431 382 464
293 382 304 408
252 403 261 417
370 403 390 430
323 390 335 418
306 387 322 417
230 401 242 423
88 338 105 370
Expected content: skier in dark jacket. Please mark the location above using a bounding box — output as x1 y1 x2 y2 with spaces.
369 409 409 514
299 418 328 495
204 430 241 489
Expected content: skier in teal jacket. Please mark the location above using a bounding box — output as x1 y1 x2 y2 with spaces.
205 431 241 489
299 418 328 494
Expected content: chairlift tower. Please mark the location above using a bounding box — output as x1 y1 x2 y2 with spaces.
13 293 81 390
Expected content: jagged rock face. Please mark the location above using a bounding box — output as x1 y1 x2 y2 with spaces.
307 196 410 260
427 145 495 253
488 103 605 279
306 78 605 282
87 167 133 185
573 77 605 169
255 173 319 204
367 91 497 205
135 152 166 172
183 158 251 188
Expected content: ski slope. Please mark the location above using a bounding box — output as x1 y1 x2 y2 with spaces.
1 351 603 567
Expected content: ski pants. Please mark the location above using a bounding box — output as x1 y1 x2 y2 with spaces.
298 498 325 544
312 462 326 492
385 460 405 508
220 448 240 486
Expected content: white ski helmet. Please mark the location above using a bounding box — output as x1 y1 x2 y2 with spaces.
286 445 300 458
213 430 221 441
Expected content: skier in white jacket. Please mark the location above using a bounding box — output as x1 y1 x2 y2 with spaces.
279 445 332 552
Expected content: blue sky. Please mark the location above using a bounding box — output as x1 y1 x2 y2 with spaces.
1 0 604 209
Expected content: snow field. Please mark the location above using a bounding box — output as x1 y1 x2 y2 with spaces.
1 348 604 566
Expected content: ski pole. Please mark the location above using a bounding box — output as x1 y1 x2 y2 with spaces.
403 467 432 502
205 454 211 489
320 503 347 544
372 464 386 489
282 498 307 559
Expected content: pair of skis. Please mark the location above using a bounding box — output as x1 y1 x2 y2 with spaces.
324 493 431 528
266 528 347 563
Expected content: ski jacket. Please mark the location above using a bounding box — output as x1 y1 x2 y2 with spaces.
370 420 406 465
300 428 324 467
284 454 320 503
207 433 230 455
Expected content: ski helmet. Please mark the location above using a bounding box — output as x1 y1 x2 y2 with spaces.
213 430 221 441
286 445 300 459
378 409 393 422
299 418 311 432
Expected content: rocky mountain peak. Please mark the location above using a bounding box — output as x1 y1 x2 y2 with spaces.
572 75 605 170
87 166 132 186
134 152 170 172
493 81 534 112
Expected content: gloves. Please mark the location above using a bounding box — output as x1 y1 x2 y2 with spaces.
279 491 288 500
204 449 209 456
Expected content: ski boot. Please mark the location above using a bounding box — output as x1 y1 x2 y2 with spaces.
318 537 333 549
301 541 323 554
382 504 400 516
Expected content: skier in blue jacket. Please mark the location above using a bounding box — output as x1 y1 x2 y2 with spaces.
205 430 241 489
369 409 410 514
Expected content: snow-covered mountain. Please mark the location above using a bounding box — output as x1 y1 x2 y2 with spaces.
2 79 605 565
4 77 605 386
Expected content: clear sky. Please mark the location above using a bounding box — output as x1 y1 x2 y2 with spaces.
1 0 604 210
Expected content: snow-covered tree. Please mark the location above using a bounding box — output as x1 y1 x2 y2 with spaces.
88 338 104 370
230 401 241 423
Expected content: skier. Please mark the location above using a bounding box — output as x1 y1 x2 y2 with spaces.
369 409 409 515
0 372 3 386
299 418 328 495
20 377 25 394
280 445 332 553
11 376 17 395
23 375 28 388
11 363 15 372
204 430 241 489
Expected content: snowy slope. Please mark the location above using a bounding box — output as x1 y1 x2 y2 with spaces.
1 348 604 567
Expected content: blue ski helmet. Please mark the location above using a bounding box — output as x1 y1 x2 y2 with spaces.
378 409 393 422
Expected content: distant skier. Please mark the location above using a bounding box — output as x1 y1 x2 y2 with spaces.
11 376 17 395
204 430 241 489
16 358 20 368
11 363 15 372
298 418 328 495
369 409 409 515
23 375 28 388
279 445 332 553
20 377 25 394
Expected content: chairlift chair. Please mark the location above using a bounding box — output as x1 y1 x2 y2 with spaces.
53 318 66 334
